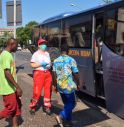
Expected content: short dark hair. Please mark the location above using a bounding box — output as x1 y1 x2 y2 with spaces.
61 43 69 53
6 38 17 46
6 38 17 45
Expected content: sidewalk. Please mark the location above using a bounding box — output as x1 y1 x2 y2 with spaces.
0 73 124 127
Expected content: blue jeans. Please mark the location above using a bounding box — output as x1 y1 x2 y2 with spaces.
60 92 76 121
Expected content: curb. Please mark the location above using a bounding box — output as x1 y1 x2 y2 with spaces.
81 98 124 123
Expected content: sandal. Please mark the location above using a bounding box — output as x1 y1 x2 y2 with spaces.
55 115 64 127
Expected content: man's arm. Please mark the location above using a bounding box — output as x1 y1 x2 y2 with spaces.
73 73 79 86
4 69 22 97
73 72 86 90
70 58 80 89
31 62 40 69
73 73 80 90
52 71 58 93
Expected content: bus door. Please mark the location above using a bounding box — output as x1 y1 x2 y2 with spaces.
102 8 124 118
64 19 96 96
94 13 105 97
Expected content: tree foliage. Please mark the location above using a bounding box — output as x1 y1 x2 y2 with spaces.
0 31 14 48
16 21 38 47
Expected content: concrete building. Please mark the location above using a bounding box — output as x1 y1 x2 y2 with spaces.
0 28 14 37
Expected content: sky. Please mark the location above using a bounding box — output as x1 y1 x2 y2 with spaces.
0 0 108 28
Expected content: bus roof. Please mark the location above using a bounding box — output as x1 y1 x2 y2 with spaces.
40 0 123 25
41 12 75 24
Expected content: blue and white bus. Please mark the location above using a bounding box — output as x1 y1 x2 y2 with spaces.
32 0 124 118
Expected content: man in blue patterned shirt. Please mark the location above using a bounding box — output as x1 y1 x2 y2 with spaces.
53 43 79 127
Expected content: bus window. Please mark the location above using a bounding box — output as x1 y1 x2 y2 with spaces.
47 22 61 47
40 26 46 38
64 22 92 48
95 13 104 64
105 8 124 56
32 27 40 45
95 14 104 45
39 26 48 41
116 8 124 55
69 22 92 48
62 28 74 47
105 9 117 50
47 35 59 47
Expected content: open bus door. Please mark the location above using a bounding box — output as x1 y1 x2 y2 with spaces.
102 8 124 119
94 12 105 97
64 15 97 97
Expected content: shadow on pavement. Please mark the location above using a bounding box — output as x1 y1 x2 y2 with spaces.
5 116 24 127
24 74 110 127
28 74 33 78
76 91 106 108
52 103 109 127
16 65 24 73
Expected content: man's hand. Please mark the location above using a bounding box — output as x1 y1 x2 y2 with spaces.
41 62 48 68
53 86 58 93
16 86 23 97
77 85 80 91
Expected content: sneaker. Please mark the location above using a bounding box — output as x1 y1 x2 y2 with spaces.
55 115 64 127
29 99 37 109
42 106 46 113
29 109 35 115
45 108 52 115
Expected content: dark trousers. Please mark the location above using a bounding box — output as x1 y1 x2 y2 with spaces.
60 92 76 121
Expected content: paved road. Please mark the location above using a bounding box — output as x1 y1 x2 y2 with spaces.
0 50 124 127
15 51 33 74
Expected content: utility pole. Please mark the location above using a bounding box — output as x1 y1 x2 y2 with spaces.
14 0 16 60
14 0 16 38
0 0 2 18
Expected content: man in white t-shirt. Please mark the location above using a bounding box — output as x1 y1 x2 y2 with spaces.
29 39 52 115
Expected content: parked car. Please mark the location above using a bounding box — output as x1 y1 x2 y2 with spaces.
17 44 22 51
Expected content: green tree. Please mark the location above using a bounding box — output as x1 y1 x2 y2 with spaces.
16 21 38 47
4 31 13 39
17 27 28 47
0 31 13 49
25 21 38 41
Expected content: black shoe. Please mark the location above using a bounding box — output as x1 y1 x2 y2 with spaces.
29 109 35 115
43 107 52 115
45 108 52 115
42 106 46 113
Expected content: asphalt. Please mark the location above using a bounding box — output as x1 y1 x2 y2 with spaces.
0 50 124 127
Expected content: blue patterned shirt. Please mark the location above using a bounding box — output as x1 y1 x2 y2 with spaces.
53 55 79 94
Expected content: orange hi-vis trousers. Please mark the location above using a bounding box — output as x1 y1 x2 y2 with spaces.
30 70 52 109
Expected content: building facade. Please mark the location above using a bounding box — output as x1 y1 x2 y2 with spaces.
0 28 14 37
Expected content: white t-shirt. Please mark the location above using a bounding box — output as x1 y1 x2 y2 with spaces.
31 50 51 71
